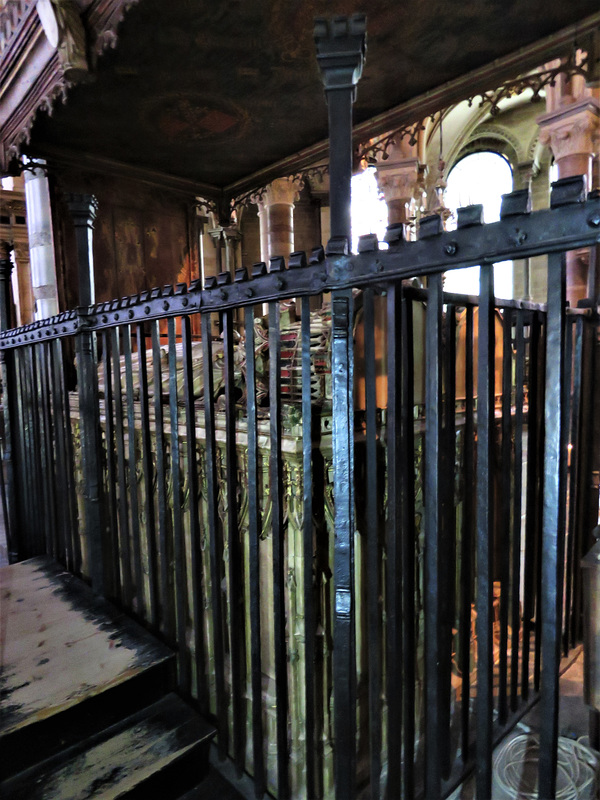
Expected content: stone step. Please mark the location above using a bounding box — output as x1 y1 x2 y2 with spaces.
0 556 176 778
0 692 215 800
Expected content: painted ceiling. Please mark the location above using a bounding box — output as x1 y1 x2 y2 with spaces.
27 0 600 194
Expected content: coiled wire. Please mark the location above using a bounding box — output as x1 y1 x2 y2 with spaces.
492 734 599 800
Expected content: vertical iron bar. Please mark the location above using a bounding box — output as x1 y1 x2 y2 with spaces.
14 349 31 554
111 327 132 606
201 311 227 756
386 283 402 798
101 330 120 599
538 252 567 800
558 316 573 656
181 316 208 711
475 264 495 800
521 312 540 700
223 305 245 771
301 296 316 800
331 289 356 799
37 343 56 558
269 299 289 799
61 343 82 575
123 324 143 613
315 20 365 798
168 317 189 691
534 314 547 695
424 272 443 800
136 323 158 628
440 302 456 780
28 347 44 552
50 339 70 569
363 288 382 800
460 304 475 758
498 308 513 724
245 304 266 798
401 290 416 800
151 321 173 640
510 310 525 710
565 318 583 651
29 347 43 553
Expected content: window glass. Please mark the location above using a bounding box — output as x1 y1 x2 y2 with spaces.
444 151 513 298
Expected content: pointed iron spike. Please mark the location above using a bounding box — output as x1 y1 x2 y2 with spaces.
174 282 187 295
383 222 406 245
357 233 379 253
234 267 249 282
326 235 349 255
204 275 218 290
217 271 232 286
288 251 307 269
550 175 587 208
456 205 484 229
269 256 286 273
500 189 531 219
252 262 267 279
309 245 325 265
418 214 444 238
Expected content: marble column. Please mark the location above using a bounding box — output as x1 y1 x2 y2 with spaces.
376 156 421 227
538 96 600 305
260 177 302 265
23 160 59 320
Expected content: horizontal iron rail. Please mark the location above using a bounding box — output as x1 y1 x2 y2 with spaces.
1 197 599 349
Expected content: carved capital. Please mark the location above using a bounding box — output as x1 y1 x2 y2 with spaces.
376 158 421 204
537 99 600 161
64 193 99 228
263 176 303 208
314 15 366 94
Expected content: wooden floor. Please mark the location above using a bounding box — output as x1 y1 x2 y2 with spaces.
0 556 174 741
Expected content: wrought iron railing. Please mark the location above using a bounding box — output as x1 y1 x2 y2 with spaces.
1 16 600 800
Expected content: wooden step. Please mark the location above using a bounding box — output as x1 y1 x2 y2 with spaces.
0 693 215 800
0 556 176 778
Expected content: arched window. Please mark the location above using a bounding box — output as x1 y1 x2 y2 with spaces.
444 151 513 298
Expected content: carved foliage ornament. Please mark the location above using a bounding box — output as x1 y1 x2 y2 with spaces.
357 51 592 164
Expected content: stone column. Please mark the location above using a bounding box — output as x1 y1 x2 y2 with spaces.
362 154 423 409
23 160 59 320
65 193 107 595
260 177 302 265
538 97 600 305
376 156 421 226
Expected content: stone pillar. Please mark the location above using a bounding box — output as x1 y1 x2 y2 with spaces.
23 160 59 320
538 97 600 305
65 193 107 595
360 154 423 410
260 177 302 265
376 156 422 226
